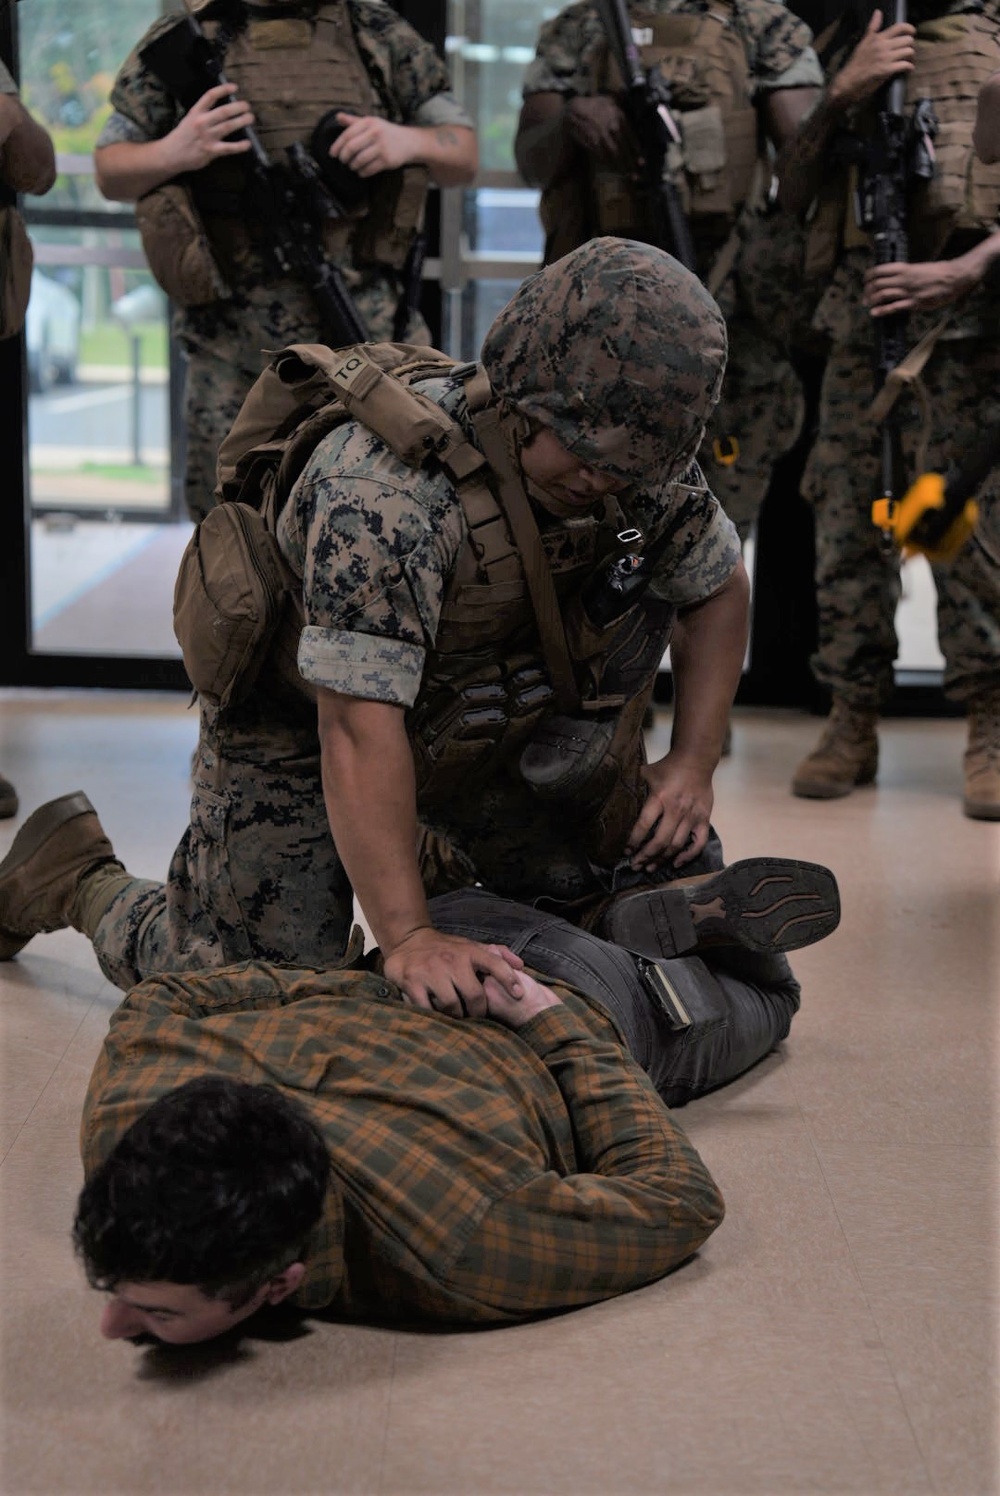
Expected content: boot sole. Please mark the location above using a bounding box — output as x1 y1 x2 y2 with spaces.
599 858 841 959
0 792 95 959
963 798 1000 821
791 766 878 800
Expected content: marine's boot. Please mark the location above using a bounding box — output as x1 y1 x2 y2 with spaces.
0 792 121 959
963 693 1000 821
0 774 18 820
585 857 841 960
791 699 879 800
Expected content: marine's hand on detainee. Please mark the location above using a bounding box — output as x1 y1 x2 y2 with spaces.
329 112 415 177
565 95 634 168
830 10 916 110
864 258 976 316
383 928 525 1019
626 754 715 870
172 83 254 172
481 967 564 1030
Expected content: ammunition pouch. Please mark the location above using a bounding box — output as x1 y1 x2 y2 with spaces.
172 500 295 709
0 198 34 339
409 657 555 806
135 181 231 306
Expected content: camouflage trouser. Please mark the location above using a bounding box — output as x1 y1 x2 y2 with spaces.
802 332 1000 707
92 685 355 992
90 675 664 991
177 275 428 523
698 298 805 542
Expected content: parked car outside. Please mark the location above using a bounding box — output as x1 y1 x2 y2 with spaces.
25 269 81 393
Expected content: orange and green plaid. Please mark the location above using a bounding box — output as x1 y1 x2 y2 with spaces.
81 959 724 1325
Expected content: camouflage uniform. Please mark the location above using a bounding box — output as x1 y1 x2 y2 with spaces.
96 1 472 521
519 0 824 536
90 240 742 990
801 4 1000 710
803 265 1000 708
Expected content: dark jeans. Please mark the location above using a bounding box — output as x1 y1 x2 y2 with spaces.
428 888 801 1108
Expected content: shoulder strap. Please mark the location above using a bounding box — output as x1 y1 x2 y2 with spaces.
466 387 582 715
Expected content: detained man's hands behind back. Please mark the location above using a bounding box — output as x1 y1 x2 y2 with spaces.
480 966 564 1030
384 930 526 1020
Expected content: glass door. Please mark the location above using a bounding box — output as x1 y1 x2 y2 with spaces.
7 0 187 682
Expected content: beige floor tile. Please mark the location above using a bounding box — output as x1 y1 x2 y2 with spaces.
0 694 996 1496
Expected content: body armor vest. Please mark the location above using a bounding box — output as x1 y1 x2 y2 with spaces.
543 0 759 265
213 343 632 805
806 11 1000 274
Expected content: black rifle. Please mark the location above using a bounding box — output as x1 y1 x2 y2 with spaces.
849 1 936 540
593 0 697 271
140 13 369 347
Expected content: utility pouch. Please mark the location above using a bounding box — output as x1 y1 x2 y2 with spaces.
135 181 231 306
0 201 33 339
637 957 694 1030
681 104 726 182
173 501 293 708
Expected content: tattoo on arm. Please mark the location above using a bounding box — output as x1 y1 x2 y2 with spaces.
434 125 459 148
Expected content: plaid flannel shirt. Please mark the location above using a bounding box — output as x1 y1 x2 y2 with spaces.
80 959 724 1325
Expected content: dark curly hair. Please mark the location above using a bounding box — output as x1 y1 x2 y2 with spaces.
73 1075 331 1308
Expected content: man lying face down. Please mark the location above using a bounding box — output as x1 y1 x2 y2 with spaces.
74 844 843 1349
75 946 726 1347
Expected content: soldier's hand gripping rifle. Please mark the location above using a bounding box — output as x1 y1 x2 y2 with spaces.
140 13 369 347
594 0 697 271
852 0 937 544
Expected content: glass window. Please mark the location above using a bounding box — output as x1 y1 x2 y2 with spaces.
19 0 188 661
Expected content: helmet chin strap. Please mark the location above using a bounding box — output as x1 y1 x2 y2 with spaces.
494 402 592 521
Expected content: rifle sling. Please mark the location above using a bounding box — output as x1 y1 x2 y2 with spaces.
870 310 957 475
468 399 582 714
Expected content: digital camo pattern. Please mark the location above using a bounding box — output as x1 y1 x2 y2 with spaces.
480 237 728 492
98 0 468 519
519 7 820 535
802 260 1000 708
521 0 819 99
92 683 356 990
93 354 740 983
181 280 431 520
697 288 805 540
283 366 740 704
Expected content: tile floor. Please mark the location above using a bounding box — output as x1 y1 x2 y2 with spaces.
0 691 996 1496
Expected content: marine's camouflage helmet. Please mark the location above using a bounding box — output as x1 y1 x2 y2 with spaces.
480 237 727 489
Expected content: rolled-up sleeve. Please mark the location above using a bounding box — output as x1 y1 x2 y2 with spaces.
280 422 466 703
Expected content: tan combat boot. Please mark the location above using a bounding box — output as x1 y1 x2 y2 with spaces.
963 694 1000 821
791 699 879 799
0 792 121 959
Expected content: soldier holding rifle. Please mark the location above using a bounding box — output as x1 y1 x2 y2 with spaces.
93 0 477 521
778 2 1000 819
513 0 825 540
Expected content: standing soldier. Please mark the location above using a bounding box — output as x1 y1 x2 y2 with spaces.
778 2 1000 818
513 0 825 540
93 0 477 522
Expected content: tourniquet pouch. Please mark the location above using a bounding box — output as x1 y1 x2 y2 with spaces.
134 181 231 307
173 502 293 708
0 199 33 339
